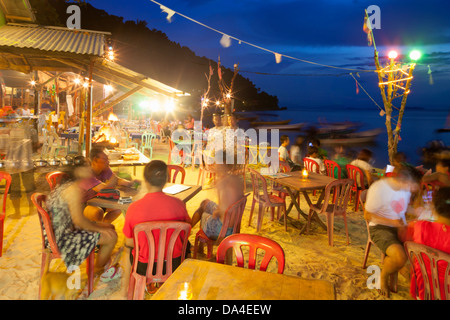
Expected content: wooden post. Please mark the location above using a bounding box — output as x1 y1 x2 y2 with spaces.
86 60 94 158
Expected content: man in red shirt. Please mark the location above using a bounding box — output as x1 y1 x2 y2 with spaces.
122 160 191 295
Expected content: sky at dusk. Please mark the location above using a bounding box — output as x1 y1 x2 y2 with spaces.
89 0 450 110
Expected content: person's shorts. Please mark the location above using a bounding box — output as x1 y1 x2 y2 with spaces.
369 224 402 254
201 200 233 240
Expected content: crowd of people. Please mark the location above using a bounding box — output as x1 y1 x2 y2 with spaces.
2 106 449 301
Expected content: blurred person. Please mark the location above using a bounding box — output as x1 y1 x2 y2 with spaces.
350 148 374 187
184 114 194 130
278 135 290 162
122 160 191 295
364 166 422 298
45 157 119 278
332 145 350 178
21 103 32 116
80 147 139 223
305 146 326 174
191 149 244 240
422 158 450 187
290 135 304 166
310 138 328 160
407 187 450 300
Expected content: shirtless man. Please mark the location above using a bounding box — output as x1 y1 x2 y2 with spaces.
191 149 244 240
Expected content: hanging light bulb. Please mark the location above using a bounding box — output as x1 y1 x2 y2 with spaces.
388 50 398 60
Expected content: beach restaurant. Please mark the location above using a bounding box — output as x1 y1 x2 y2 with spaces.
0 0 448 304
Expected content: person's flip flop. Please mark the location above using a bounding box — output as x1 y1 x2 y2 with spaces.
100 264 122 282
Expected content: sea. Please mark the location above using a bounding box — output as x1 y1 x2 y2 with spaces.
236 107 449 169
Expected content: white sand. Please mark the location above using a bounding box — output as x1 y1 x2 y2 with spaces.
0 143 413 300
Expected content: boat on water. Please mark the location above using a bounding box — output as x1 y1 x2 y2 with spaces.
254 122 305 131
320 128 383 145
251 119 291 126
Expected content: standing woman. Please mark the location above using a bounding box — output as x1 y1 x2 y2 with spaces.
45 157 120 279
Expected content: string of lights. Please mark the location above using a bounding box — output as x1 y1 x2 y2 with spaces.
148 0 376 73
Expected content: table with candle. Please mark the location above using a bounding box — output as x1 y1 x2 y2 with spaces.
264 170 336 234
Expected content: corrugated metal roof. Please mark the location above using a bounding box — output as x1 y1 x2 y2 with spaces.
0 24 109 56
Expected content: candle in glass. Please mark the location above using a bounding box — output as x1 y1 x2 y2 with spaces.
177 282 193 300
302 169 309 179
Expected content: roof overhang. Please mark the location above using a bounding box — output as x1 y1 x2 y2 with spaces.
0 0 36 23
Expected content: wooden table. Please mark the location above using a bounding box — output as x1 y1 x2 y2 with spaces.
86 183 202 212
151 259 336 300
264 171 336 234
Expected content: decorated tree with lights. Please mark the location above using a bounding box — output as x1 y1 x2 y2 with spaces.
365 10 421 165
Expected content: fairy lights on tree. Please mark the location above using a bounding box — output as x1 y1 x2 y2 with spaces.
365 10 422 165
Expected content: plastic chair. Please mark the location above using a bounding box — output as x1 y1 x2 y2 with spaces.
305 179 353 246
404 241 450 300
140 132 156 159
168 138 182 165
127 221 191 300
31 193 95 298
193 194 249 260
216 233 285 274
167 165 186 184
248 168 287 232
303 157 320 173
45 171 70 191
324 159 341 179
346 164 366 212
304 157 321 196
0 172 12 257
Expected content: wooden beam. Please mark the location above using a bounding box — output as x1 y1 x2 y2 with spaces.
93 85 143 117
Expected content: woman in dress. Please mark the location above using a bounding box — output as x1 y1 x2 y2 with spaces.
45 157 119 277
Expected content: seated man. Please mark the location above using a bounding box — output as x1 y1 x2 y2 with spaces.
279 135 301 171
364 166 422 298
122 160 192 295
80 147 139 223
191 149 244 240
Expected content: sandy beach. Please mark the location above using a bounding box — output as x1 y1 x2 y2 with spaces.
0 141 414 300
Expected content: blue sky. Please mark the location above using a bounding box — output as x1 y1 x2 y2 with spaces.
89 0 450 110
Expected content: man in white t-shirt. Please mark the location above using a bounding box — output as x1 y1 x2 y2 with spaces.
364 166 421 298
278 135 290 162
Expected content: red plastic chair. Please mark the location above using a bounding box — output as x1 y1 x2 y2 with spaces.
216 233 285 274
45 171 69 191
303 157 320 173
127 221 191 300
324 159 341 179
0 172 12 257
31 193 95 298
248 168 287 232
346 164 366 212
193 194 249 260
404 241 450 300
304 157 320 196
167 165 186 184
305 179 353 246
